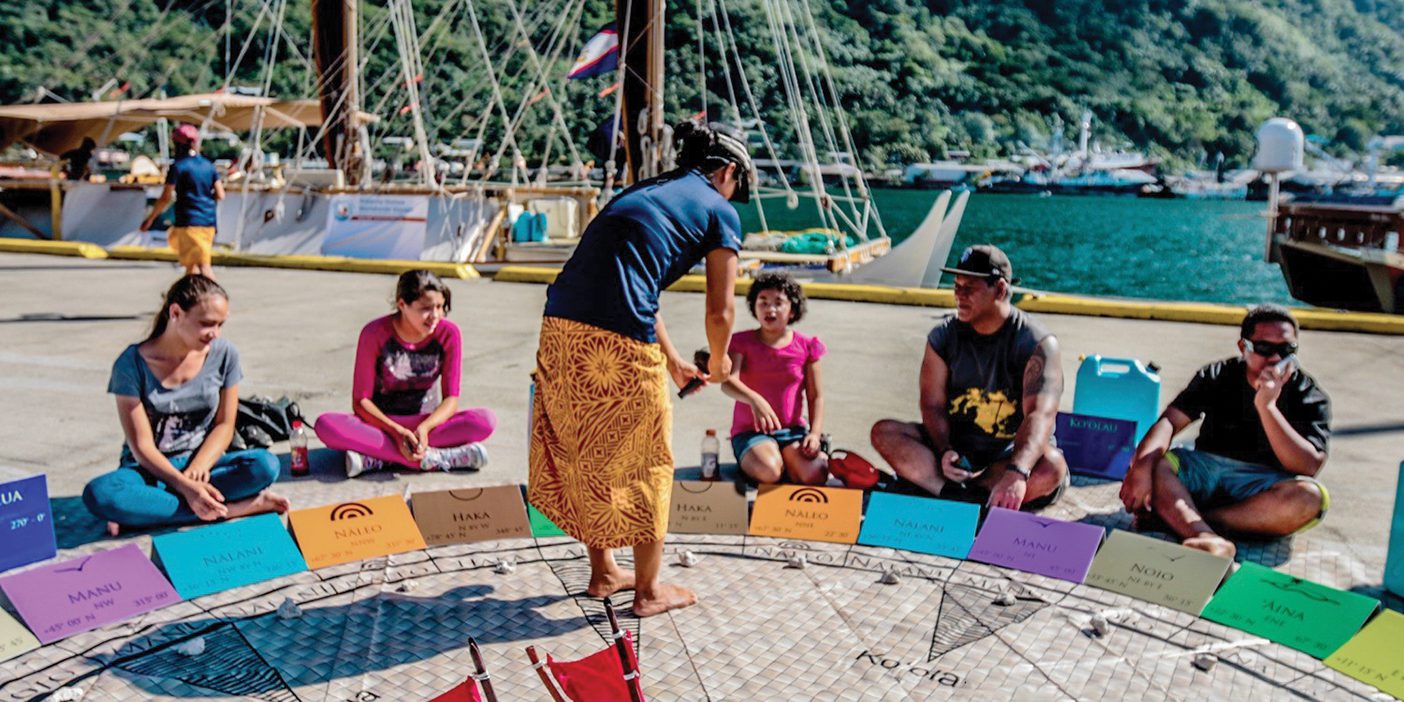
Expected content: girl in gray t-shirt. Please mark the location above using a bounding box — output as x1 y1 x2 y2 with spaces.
82 275 290 534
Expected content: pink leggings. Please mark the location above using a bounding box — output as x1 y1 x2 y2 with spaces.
314 408 497 467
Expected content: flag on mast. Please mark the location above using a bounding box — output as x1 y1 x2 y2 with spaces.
568 23 619 80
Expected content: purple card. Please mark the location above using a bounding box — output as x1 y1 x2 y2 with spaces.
0 544 181 644
968 508 1104 582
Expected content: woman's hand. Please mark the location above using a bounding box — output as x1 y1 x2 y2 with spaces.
707 352 732 383
749 396 781 433
396 425 425 463
184 462 211 483
179 481 228 521
666 355 704 391
415 425 432 455
800 432 823 459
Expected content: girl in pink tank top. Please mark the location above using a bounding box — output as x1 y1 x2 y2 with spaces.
721 272 828 484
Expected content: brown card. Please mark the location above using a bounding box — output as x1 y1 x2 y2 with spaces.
668 480 750 535
411 486 532 546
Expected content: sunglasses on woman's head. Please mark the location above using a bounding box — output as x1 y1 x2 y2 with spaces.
1243 339 1298 358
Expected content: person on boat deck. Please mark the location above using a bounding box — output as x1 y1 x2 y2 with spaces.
315 270 495 477
529 120 750 618
1119 305 1330 560
59 137 97 180
722 271 829 485
83 275 289 535
871 245 1070 510
140 123 225 278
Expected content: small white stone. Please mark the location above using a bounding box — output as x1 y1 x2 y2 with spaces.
678 551 700 568
173 637 205 657
48 689 84 701
1089 614 1111 637
785 554 807 569
395 580 418 593
1192 653 1217 672
993 592 1017 607
879 570 900 585
493 559 516 575
276 598 303 620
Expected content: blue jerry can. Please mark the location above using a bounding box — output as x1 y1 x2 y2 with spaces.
1387 461 1404 597
1072 355 1162 444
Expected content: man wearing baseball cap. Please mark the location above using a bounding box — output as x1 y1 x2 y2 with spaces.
871 244 1069 510
140 123 225 277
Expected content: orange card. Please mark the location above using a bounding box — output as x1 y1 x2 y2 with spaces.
288 495 427 569
747 485 863 544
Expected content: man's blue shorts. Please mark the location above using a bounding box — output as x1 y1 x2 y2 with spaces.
1166 448 1329 532
731 425 810 461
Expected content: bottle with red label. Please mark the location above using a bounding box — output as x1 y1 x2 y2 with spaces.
290 420 310 476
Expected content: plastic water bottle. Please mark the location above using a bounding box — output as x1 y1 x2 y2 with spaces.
701 429 720 481
289 420 309 477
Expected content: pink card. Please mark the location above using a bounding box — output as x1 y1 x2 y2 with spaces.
0 544 181 644
968 508 1104 582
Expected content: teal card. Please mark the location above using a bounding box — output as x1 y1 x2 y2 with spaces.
857 492 979 559
1201 562 1379 658
152 514 307 599
528 504 566 537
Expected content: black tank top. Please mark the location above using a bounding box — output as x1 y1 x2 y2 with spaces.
926 308 1051 464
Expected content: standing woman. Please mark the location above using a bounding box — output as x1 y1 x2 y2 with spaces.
84 275 288 535
529 121 752 617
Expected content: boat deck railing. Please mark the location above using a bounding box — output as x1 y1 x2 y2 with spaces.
1275 202 1403 253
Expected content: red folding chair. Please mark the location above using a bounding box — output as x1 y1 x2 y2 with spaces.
427 637 498 702
525 598 645 702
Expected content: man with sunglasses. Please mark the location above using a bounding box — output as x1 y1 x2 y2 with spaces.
1120 304 1331 559
872 245 1070 511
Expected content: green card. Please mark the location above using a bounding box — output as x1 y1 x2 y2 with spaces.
1201 562 1379 658
527 504 567 537
1325 608 1404 699
1084 530 1232 615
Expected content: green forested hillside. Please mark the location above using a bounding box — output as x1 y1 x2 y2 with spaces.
2 0 1402 169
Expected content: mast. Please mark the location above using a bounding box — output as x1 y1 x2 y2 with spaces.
617 0 665 183
312 0 370 185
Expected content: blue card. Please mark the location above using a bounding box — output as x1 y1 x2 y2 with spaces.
152 513 307 599
857 492 979 559
0 475 57 574
1056 412 1138 480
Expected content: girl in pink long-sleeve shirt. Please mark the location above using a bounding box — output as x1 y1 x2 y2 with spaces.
315 270 496 477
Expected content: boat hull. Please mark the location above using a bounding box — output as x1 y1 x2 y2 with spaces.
1276 238 1404 313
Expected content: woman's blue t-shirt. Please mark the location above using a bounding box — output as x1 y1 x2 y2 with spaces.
544 169 742 342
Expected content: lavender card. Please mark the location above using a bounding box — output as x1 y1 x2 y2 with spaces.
0 544 182 644
968 508 1105 582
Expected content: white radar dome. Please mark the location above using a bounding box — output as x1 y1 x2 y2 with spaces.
1253 118 1304 173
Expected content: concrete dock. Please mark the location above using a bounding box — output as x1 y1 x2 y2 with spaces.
1 250 1401 590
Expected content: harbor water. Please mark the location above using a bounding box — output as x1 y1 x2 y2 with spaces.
741 191 1295 307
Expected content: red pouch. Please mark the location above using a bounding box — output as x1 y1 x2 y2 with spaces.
829 449 880 489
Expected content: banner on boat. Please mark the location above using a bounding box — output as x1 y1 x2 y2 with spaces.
322 194 429 260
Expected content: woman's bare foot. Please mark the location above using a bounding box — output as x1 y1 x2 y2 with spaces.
633 583 697 617
587 569 637 598
226 491 292 519
1183 533 1236 560
106 521 121 537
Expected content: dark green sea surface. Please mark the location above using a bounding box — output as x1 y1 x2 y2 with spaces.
738 190 1295 307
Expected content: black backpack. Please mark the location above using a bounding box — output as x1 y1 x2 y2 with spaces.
231 395 305 450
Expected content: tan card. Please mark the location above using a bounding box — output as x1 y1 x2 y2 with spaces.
0 607 39 663
668 480 750 535
411 486 532 546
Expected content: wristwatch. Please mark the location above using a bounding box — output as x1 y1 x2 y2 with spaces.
1008 463 1032 480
